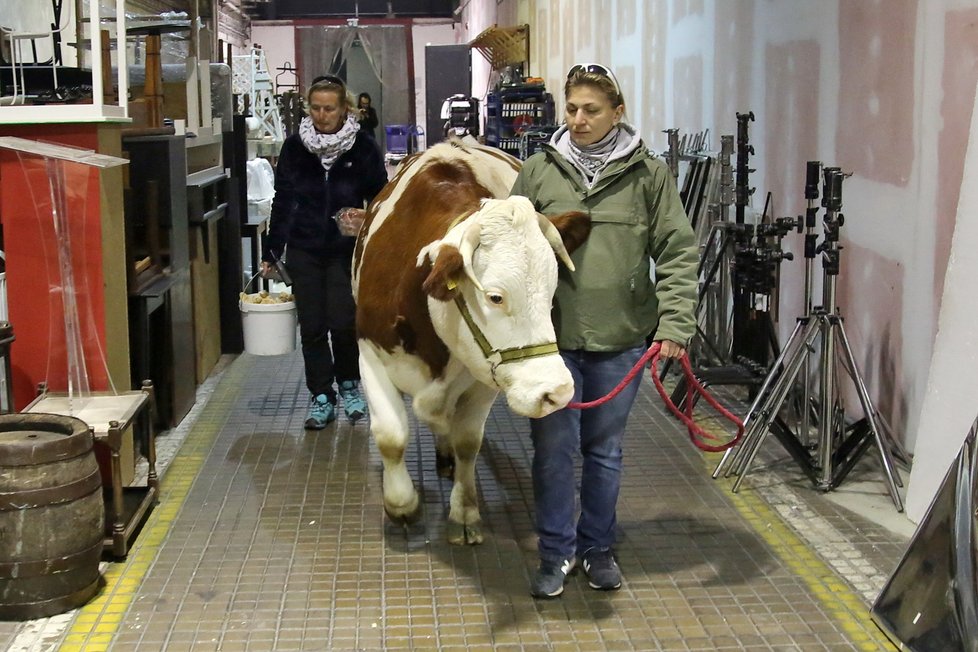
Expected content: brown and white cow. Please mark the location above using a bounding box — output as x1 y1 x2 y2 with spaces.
352 139 590 544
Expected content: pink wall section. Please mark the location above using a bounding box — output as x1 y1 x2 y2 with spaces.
836 0 917 186
936 10 978 300
713 0 754 136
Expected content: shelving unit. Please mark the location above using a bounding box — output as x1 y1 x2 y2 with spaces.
0 0 130 124
122 133 196 431
485 85 554 159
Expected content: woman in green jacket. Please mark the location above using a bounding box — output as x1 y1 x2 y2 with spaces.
511 63 698 599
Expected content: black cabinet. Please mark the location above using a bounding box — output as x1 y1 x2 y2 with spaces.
122 134 196 430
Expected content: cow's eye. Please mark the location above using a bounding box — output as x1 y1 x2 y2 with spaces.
486 292 505 305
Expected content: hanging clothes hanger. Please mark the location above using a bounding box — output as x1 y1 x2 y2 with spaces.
275 62 299 93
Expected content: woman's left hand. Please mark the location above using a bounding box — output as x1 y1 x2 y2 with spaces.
656 339 687 359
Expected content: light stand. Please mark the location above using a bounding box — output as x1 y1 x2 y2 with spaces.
668 115 791 400
717 167 905 510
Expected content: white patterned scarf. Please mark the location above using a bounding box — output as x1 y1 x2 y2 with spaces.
298 113 360 175
552 122 641 188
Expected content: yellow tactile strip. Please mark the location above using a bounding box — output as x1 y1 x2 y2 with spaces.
59 355 254 652
696 425 899 652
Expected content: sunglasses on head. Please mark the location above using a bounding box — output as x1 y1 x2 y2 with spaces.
312 74 345 87
567 63 621 96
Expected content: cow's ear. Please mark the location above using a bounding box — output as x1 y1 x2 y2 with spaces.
422 244 464 301
547 211 591 256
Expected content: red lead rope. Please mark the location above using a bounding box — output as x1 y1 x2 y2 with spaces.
566 342 745 452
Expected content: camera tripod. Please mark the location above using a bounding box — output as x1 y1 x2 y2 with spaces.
714 166 905 511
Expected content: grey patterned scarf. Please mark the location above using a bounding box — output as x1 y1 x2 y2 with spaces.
298 114 360 175
552 122 641 188
567 126 621 179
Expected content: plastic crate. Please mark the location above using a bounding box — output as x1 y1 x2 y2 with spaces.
385 125 409 156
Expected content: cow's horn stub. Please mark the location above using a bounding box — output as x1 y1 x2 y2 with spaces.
458 219 485 292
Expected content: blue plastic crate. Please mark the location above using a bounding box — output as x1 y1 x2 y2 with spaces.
385 125 409 155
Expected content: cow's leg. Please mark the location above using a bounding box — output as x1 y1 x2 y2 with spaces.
434 434 455 479
444 383 497 545
413 365 467 479
359 344 421 525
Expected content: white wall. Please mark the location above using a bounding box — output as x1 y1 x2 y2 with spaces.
907 78 978 521
466 0 978 524
250 24 297 93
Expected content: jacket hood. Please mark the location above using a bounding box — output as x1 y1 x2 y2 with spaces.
545 123 650 192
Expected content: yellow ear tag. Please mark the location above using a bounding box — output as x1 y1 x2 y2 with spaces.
446 278 457 291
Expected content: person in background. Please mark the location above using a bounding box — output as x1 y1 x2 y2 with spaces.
262 75 388 429
510 63 698 598
356 92 379 140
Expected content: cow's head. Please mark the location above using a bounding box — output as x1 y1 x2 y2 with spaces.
418 196 591 417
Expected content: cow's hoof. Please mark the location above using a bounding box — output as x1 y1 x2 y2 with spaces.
384 502 422 526
435 452 455 479
446 520 484 545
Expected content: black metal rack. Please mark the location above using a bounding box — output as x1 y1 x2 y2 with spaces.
485 85 555 159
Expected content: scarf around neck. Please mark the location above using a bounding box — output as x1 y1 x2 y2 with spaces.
567 126 621 178
299 114 359 175
553 122 640 188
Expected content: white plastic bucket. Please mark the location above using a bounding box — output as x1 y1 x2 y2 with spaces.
239 295 297 356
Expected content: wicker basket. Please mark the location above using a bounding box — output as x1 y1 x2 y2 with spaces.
469 24 529 70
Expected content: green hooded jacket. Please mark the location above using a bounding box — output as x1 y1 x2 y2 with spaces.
511 138 698 352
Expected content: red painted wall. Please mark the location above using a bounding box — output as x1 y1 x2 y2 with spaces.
0 124 111 409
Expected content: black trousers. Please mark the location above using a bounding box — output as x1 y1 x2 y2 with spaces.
287 248 360 402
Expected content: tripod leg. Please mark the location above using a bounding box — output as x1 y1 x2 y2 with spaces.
836 344 907 484
714 317 807 478
816 312 839 491
834 322 904 511
727 317 816 476
731 318 822 492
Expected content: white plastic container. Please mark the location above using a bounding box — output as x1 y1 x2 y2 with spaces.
239 295 297 356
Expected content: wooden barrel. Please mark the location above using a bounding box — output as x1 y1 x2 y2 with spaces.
0 413 104 620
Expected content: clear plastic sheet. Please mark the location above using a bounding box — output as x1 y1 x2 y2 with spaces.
0 137 127 401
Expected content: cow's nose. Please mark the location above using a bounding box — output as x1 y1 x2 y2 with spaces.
540 382 574 414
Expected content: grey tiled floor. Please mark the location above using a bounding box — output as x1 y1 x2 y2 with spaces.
1 350 910 651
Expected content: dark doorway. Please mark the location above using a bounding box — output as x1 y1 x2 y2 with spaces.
424 45 471 146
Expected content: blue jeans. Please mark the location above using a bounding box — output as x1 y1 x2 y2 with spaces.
530 345 646 563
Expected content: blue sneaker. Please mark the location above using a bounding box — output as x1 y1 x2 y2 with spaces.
305 394 335 430
338 380 367 422
581 547 621 591
530 557 576 599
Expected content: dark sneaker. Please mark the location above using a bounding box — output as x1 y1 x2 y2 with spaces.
530 557 576 599
338 380 367 422
305 394 336 430
581 547 621 591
